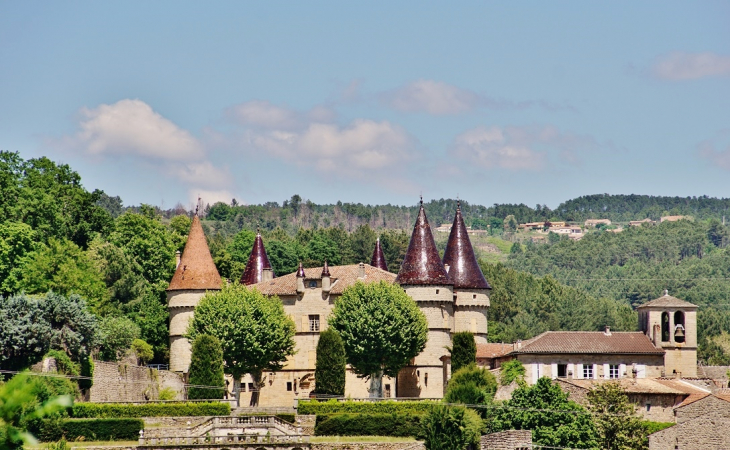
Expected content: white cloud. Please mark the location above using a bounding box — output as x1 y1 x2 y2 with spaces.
380 79 481 115
450 125 597 171
653 52 730 80
167 161 234 190
75 99 204 160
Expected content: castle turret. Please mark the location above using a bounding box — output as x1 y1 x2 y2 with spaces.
240 232 275 285
370 238 389 272
396 198 453 398
442 201 491 344
167 215 222 373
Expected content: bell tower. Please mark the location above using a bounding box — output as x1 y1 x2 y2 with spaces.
638 290 698 378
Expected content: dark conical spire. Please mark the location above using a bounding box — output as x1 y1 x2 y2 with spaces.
240 233 275 285
321 260 330 277
168 215 222 291
370 238 388 271
442 201 491 289
296 262 306 277
396 200 452 285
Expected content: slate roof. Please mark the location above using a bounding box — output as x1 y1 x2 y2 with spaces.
167 216 222 291
442 202 491 289
250 263 396 296
240 233 275 285
396 200 452 286
513 331 664 355
638 292 697 309
370 238 389 272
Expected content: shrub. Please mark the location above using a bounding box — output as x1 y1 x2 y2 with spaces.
187 335 225 400
422 405 482 450
450 332 476 373
298 399 438 415
314 329 346 396
315 413 424 437
499 360 525 386
643 421 674 434
44 350 80 377
275 413 296 424
444 364 497 408
158 387 177 401
98 316 140 361
36 418 143 442
130 339 153 365
45 438 70 450
70 402 229 418
78 357 93 391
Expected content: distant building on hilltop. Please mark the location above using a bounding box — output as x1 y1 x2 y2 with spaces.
585 219 611 227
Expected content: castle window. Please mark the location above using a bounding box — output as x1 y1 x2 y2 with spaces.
384 384 391 398
609 365 619 379
583 364 594 379
646 403 651 412
308 280 317 288
557 364 567 378
473 294 477 299
248 383 254 391
287 382 293 391
436 289 440 294
309 315 320 332
661 312 670 342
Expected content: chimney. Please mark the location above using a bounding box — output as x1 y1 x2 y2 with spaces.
296 262 305 295
653 324 661 347
321 261 331 294
358 262 365 279
604 326 611 336
175 250 181 269
262 267 274 282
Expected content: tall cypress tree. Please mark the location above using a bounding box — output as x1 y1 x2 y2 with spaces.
314 329 346 396
187 334 225 400
450 332 476 373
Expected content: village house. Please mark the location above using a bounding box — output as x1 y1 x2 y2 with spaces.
660 215 691 223
584 219 611 227
648 393 730 449
629 218 656 226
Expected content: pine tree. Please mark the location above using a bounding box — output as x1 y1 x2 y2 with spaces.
450 332 476 373
187 334 225 400
314 329 346 396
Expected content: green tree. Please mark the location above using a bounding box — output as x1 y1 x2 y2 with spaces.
349 224 377 263
97 316 140 361
0 222 37 296
130 339 153 365
450 332 476 373
489 377 598 449
0 293 98 370
305 233 340 266
109 211 177 285
187 335 225 400
499 360 526 386
314 329 346 397
444 364 497 408
329 281 428 397
0 375 73 450
503 215 518 232
422 405 482 450
87 239 146 313
509 243 523 255
379 230 409 274
128 282 169 362
587 382 647 450
187 283 296 406
266 240 300 275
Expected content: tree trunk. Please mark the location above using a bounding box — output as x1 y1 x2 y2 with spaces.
232 374 242 407
250 371 263 406
369 370 384 398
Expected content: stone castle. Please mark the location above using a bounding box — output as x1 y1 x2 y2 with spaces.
167 199 698 406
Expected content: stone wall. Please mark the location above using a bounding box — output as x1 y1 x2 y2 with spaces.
481 430 532 450
312 443 424 450
676 395 730 423
649 414 730 449
89 360 185 403
519 354 665 385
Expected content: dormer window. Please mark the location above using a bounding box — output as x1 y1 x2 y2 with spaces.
308 280 317 288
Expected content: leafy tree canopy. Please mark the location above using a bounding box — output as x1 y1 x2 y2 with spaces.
314 329 346 396
187 334 225 400
587 382 647 450
450 332 476 373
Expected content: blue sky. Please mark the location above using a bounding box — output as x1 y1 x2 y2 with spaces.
2 2 729 210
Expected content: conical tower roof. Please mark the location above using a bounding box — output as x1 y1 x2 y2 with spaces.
240 232 275 285
370 238 388 272
443 202 491 289
168 215 222 291
396 199 452 285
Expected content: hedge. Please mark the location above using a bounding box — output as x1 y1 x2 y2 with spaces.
71 402 230 418
315 413 424 437
298 399 437 415
643 421 675 434
35 418 143 442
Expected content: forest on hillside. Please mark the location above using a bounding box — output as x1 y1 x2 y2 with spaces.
1 151 729 368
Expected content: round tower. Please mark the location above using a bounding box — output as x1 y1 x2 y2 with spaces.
167 215 222 373
395 198 454 398
442 201 491 344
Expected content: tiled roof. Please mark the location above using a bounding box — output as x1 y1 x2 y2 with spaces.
442 202 491 290
513 331 664 355
676 393 730 408
638 292 697 309
476 343 513 359
396 201 452 286
370 238 389 272
240 233 275 285
560 378 689 395
250 263 396 296
653 378 711 396
167 216 222 291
